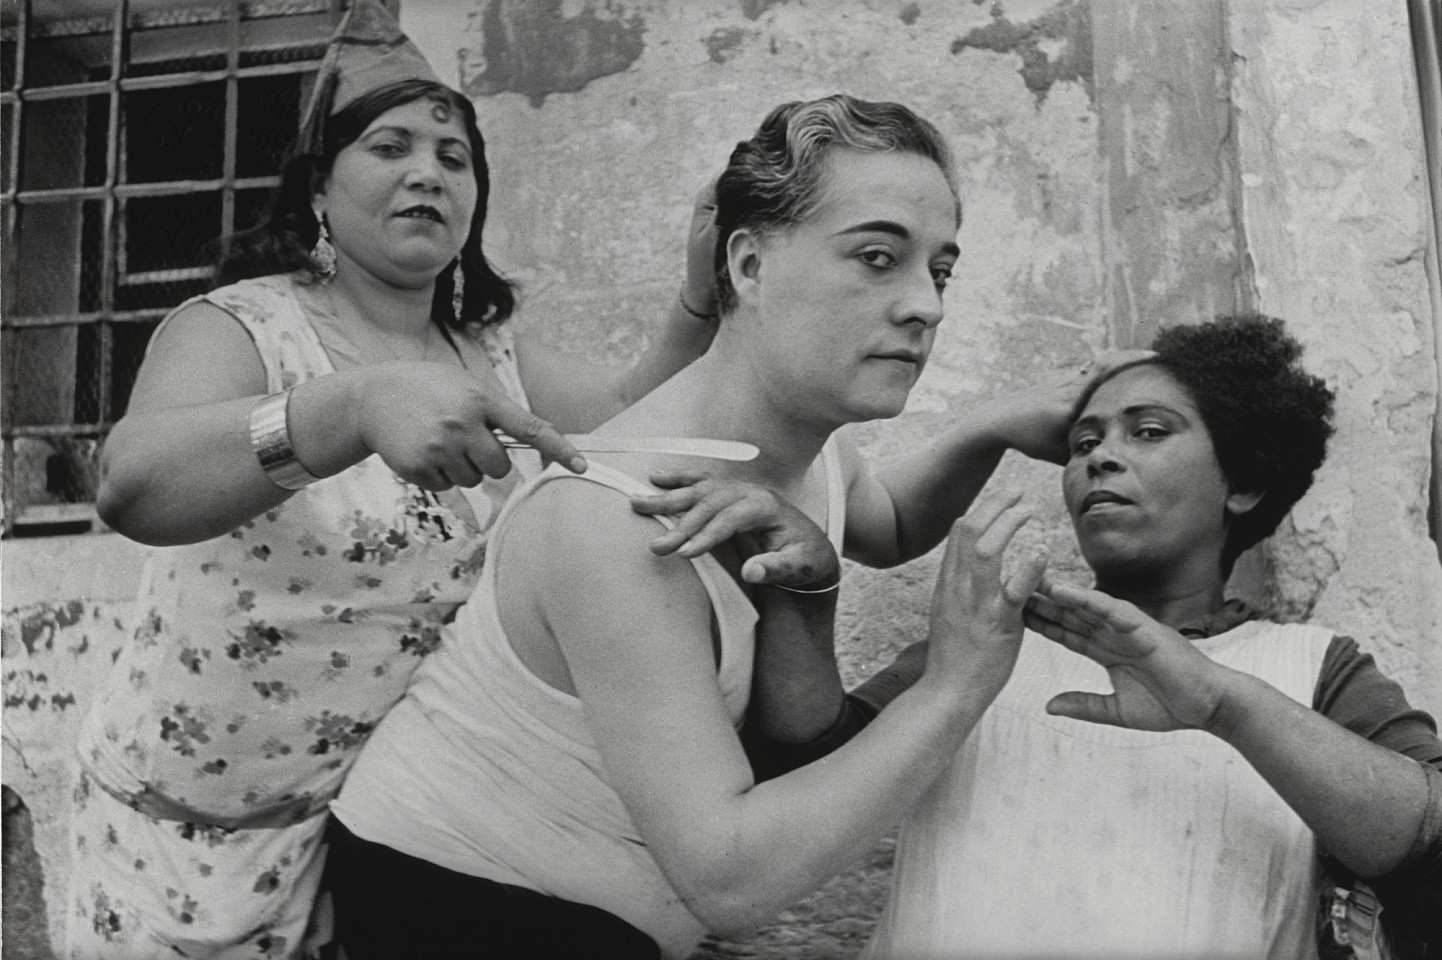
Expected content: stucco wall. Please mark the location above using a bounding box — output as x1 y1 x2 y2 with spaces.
1227 0 1442 715
3 1 1438 957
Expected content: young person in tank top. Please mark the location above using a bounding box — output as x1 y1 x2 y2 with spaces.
864 316 1442 959
323 93 1133 959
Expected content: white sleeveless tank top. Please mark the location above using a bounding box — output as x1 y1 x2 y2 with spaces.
867 619 1332 960
334 440 847 960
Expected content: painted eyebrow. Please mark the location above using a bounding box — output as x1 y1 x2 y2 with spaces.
834 220 961 259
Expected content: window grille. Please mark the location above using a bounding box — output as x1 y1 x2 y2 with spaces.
1 0 346 536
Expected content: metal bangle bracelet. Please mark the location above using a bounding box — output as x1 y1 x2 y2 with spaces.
249 390 321 491
768 579 842 595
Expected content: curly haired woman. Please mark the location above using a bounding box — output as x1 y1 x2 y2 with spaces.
866 315 1442 959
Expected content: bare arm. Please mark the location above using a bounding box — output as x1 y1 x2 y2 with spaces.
520 483 1043 936
1025 580 1432 879
845 352 1154 568
98 301 581 546
631 471 845 747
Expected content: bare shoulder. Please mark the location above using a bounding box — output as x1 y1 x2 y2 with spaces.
497 473 712 635
125 299 266 413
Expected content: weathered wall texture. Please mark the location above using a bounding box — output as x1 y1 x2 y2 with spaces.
4 535 145 957
406 0 1111 696
3 1 1438 957
1227 0 1442 714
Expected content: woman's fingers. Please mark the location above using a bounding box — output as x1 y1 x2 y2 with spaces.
458 430 515 481
961 489 1025 543
438 454 483 489
1040 579 1148 634
1089 348 1156 381
653 489 751 556
1000 552 1049 607
1046 691 1126 727
971 502 1033 568
486 404 585 474
670 498 764 558
632 473 836 584
933 489 1026 598
631 472 717 557
645 469 711 491
630 486 705 518
637 485 757 557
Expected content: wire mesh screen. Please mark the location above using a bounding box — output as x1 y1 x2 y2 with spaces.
1 0 341 534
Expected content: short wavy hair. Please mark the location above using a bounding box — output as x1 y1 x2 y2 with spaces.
1080 315 1337 571
219 78 514 329
713 93 959 314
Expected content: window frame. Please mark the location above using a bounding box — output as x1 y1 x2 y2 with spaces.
1 0 345 536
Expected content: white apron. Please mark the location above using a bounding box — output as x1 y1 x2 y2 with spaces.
868 620 1332 960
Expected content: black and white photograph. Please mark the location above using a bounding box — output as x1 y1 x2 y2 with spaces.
3 1 1441 957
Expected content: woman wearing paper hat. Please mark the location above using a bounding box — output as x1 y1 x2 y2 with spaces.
68 2 718 956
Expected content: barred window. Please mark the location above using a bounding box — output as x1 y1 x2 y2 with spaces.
1 0 347 536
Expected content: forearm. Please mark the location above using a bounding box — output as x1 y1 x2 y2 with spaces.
98 372 369 545
1217 670 1433 878
682 674 992 935
869 418 1007 567
747 586 844 743
849 640 929 717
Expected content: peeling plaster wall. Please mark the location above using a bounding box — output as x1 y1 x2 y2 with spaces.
3 1 1438 957
1228 0 1442 716
404 0 1109 703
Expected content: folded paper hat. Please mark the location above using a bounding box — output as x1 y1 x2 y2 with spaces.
296 0 443 154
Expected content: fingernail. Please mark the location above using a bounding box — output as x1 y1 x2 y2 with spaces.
570 455 588 473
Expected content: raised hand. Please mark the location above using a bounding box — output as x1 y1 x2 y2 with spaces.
1023 579 1234 732
980 349 1155 464
629 469 839 591
924 489 1048 694
351 361 585 490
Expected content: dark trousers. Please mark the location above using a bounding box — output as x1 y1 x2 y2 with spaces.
325 819 663 960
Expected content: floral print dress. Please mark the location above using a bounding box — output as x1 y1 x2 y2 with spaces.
66 273 534 959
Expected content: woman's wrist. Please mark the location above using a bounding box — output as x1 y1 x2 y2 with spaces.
678 288 718 322
249 390 321 490
1200 667 1267 743
968 395 1045 456
283 372 369 479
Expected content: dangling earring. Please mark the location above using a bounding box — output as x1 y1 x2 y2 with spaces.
311 208 337 281
451 260 466 324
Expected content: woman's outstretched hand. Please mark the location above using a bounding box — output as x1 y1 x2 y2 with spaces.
629 470 839 591
347 361 586 490
1023 579 1234 733
924 489 1048 694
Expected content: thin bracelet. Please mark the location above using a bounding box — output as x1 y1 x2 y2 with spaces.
769 579 842 595
249 390 321 490
678 291 719 322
